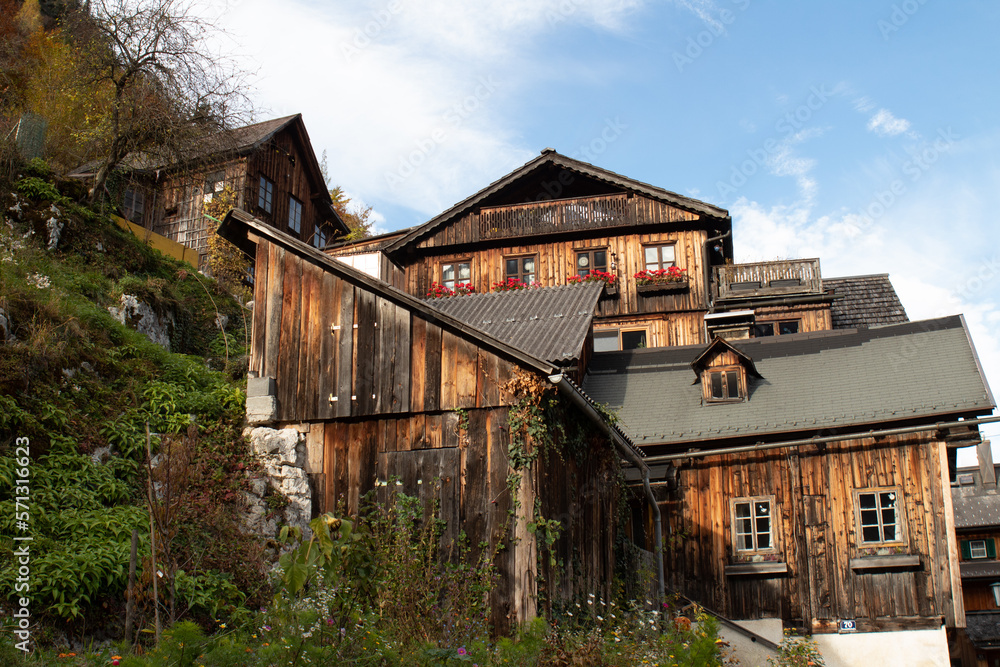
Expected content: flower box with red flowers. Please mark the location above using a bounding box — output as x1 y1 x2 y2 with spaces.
634 266 688 294
491 278 540 292
426 282 475 299
567 270 618 297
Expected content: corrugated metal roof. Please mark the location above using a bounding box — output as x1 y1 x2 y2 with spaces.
582 316 995 447
428 282 603 366
825 274 909 329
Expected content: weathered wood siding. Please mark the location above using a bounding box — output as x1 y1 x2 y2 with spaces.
403 227 711 316
414 193 701 249
660 435 961 632
754 304 833 334
251 242 519 422
592 312 707 349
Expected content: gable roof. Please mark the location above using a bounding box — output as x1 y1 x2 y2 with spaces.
691 336 761 378
824 274 909 329
384 149 731 256
218 208 557 378
582 316 995 448
428 283 603 366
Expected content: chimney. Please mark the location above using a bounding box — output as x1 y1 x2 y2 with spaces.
978 440 996 489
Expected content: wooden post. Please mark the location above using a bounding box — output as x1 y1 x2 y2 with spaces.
125 528 138 645
145 424 161 644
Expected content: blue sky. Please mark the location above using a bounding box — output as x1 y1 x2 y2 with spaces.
215 0 1000 462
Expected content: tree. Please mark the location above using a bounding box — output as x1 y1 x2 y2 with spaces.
78 0 252 203
330 185 374 241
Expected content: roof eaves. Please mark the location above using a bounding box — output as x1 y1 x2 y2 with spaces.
384 150 730 256
219 208 556 377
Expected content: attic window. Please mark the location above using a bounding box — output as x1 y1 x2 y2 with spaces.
707 366 743 402
258 175 274 214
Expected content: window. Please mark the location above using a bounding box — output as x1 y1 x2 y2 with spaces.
753 320 800 337
257 176 274 213
594 328 646 352
644 244 676 271
441 260 471 290
313 225 328 249
707 367 742 401
855 489 903 544
575 248 608 277
962 539 997 560
203 171 224 202
732 497 774 552
122 186 144 223
288 196 303 234
505 255 536 284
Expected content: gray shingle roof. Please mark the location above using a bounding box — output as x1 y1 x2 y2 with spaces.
966 613 1000 646
582 316 994 447
428 283 603 366
824 274 908 329
960 561 1000 579
953 494 1000 530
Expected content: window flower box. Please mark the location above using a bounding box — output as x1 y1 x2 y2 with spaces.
635 267 688 294
636 279 688 295
849 554 921 572
724 562 789 576
568 270 618 298
426 282 475 299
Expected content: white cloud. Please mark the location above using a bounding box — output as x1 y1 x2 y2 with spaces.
215 0 645 220
867 108 911 136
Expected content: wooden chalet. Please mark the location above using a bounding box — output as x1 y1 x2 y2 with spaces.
218 208 645 632
71 114 349 266
951 445 1000 666
583 316 996 664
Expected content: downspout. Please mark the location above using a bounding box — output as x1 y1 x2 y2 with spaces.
704 229 732 316
548 374 665 603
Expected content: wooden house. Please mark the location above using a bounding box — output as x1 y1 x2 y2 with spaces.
218 208 647 632
951 444 1000 666
71 114 349 266
583 316 995 664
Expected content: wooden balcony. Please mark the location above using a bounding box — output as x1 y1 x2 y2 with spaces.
715 258 822 301
478 193 634 240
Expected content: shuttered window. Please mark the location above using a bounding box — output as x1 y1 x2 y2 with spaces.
961 539 997 560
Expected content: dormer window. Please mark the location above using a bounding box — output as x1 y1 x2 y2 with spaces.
708 367 743 401
691 336 761 405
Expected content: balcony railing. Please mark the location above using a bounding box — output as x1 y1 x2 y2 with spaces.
715 258 822 300
478 193 633 240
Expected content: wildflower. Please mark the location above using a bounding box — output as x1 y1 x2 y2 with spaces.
219 623 226 629
263 625 271 631
457 647 468 656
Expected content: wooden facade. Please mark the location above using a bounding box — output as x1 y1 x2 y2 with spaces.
231 212 622 631
657 434 963 633
134 115 346 267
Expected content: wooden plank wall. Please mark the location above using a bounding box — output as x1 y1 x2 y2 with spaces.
414 193 700 249
154 159 248 263
592 312 706 348
245 125 329 247
661 434 958 631
403 228 710 316
754 304 833 334
250 244 518 423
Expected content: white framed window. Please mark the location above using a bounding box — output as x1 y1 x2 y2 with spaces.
854 488 904 545
731 496 775 553
643 244 676 271
441 260 471 290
